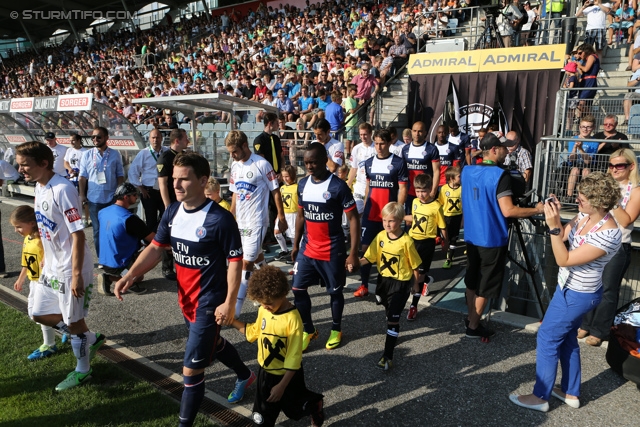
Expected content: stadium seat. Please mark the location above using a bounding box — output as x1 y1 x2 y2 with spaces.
214 123 229 130
254 123 265 131
448 18 458 36
240 122 254 131
630 104 640 119
627 115 640 136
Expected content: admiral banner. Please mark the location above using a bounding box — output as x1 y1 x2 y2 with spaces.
408 44 565 75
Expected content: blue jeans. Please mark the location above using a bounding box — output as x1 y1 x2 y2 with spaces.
88 201 112 258
533 286 603 400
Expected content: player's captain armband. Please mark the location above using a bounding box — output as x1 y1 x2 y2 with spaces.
267 170 277 181
64 208 82 222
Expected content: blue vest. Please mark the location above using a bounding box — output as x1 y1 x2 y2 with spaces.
98 204 139 268
461 164 509 247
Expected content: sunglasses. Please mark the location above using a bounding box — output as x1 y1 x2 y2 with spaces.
91 135 102 139
608 163 631 170
603 123 616 127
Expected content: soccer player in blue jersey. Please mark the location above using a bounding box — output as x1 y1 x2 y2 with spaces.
402 121 440 213
292 143 360 351
354 128 409 298
115 152 256 427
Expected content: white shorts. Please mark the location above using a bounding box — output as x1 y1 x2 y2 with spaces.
354 194 365 215
38 270 93 325
275 213 297 239
240 225 266 262
28 280 59 319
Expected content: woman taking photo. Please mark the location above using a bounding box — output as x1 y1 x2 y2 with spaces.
509 172 622 412
579 149 640 346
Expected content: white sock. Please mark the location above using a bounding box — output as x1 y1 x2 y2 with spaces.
275 233 288 252
41 325 55 347
71 334 90 373
255 260 267 269
235 271 250 317
54 321 70 334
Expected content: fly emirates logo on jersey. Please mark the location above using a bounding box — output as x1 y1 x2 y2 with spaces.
173 241 211 267
304 203 334 221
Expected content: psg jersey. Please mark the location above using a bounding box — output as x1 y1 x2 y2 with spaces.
153 199 243 322
434 142 462 186
402 142 439 196
298 174 356 261
363 153 408 222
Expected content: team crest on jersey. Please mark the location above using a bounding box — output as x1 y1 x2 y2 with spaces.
261 318 266 330
336 151 344 159
387 164 393 170
322 191 331 200
445 191 451 197
246 171 254 179
195 226 207 239
42 201 49 211
414 203 418 211
64 208 82 223
380 240 384 248
422 151 427 156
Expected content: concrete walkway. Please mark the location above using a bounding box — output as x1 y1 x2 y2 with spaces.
0 197 638 426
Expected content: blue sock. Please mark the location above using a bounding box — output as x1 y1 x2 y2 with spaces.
330 293 344 332
179 372 205 427
359 263 372 288
293 289 315 333
215 338 251 381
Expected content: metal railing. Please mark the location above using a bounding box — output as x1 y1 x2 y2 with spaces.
555 87 640 138
415 6 580 53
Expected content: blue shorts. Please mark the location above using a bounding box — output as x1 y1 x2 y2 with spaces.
361 218 384 246
183 307 220 370
292 252 346 294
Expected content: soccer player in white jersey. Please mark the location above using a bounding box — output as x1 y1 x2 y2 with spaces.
226 131 287 315
16 141 104 391
312 118 344 174
346 122 376 214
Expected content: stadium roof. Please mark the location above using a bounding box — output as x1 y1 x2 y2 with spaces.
0 0 187 43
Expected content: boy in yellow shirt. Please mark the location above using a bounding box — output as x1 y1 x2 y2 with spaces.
437 166 462 269
205 177 231 211
359 202 422 370
275 165 298 262
405 174 449 320
227 266 324 427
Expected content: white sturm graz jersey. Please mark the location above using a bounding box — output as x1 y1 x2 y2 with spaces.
35 174 93 280
350 142 376 196
229 153 279 228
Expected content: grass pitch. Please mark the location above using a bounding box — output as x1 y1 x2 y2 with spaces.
0 302 212 427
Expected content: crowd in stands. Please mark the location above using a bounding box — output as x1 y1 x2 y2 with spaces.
0 0 562 134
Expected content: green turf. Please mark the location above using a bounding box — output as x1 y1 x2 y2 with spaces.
0 302 213 427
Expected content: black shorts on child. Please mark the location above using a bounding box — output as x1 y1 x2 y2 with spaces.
444 215 462 241
375 276 412 317
414 238 436 275
252 365 323 427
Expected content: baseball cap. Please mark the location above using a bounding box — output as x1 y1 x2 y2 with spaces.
45 132 56 139
479 133 516 150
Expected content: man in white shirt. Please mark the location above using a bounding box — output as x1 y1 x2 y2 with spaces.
577 0 611 54
346 122 376 214
312 118 344 174
44 132 68 176
226 130 287 316
128 128 167 233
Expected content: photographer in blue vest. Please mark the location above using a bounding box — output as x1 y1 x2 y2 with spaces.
98 183 154 296
461 133 544 339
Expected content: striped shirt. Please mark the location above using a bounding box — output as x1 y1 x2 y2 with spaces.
565 213 622 293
